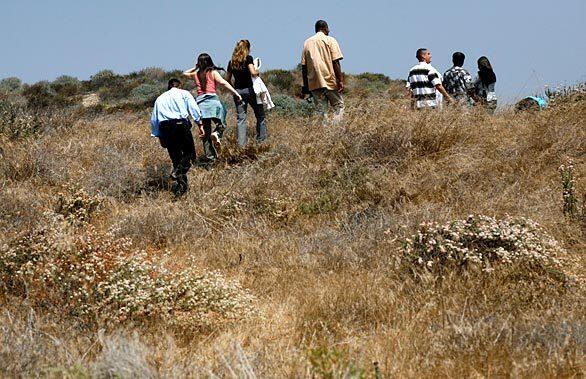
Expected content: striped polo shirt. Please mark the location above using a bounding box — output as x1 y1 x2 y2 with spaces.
407 61 442 108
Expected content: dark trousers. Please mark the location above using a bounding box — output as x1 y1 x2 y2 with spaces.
159 119 195 190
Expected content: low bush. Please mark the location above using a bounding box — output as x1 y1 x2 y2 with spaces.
130 67 166 84
55 188 103 225
87 70 119 91
21 81 60 108
401 215 566 280
0 100 37 138
129 83 164 105
264 69 296 94
298 192 339 215
0 101 77 139
354 72 390 84
271 94 314 117
0 214 255 330
0 77 22 94
50 75 81 97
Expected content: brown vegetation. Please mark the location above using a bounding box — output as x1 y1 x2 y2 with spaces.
0 76 585 377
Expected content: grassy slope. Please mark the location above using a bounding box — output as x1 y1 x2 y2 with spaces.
1 92 585 377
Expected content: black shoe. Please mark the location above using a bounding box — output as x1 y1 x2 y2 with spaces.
171 175 188 197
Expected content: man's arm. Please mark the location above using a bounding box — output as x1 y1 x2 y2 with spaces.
150 103 160 137
332 59 344 93
405 79 415 109
301 64 309 94
435 84 453 103
429 71 453 104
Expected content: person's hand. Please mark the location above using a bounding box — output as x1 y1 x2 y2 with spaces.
236 94 243 102
338 81 344 93
197 123 205 138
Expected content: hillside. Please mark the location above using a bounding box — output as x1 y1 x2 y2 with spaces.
0 70 585 377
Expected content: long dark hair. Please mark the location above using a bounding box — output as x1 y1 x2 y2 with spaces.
196 53 222 92
477 56 496 86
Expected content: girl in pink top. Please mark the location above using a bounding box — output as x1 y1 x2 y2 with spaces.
194 70 217 95
183 54 241 162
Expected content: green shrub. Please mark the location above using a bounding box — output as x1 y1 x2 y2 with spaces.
0 77 22 94
129 83 164 105
0 100 36 138
132 67 166 84
354 72 390 84
298 192 339 215
22 81 58 108
272 94 314 116
88 69 119 90
0 98 77 139
88 70 140 102
264 69 295 93
307 347 365 379
50 75 81 97
348 72 392 97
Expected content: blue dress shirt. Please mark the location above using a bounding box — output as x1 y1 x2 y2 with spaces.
150 88 202 137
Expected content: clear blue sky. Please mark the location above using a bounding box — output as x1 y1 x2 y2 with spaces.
1 0 584 103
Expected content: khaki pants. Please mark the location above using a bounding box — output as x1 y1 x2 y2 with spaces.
311 88 344 125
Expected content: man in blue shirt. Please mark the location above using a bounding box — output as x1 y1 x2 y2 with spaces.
151 78 204 196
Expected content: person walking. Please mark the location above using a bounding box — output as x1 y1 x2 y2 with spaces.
443 52 473 104
407 48 453 109
150 78 203 196
183 53 242 163
301 20 345 124
471 56 497 113
226 40 267 146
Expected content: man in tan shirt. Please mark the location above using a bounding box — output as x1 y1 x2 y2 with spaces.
301 20 344 124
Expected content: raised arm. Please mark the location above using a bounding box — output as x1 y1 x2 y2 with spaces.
183 67 197 78
212 70 242 100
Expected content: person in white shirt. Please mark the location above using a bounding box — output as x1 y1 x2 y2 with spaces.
407 48 453 109
151 78 203 196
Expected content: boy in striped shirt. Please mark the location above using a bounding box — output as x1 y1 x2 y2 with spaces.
407 48 453 109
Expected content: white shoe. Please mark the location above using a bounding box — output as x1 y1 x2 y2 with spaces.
211 131 221 144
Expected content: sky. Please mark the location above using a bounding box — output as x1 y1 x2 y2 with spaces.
1 0 585 103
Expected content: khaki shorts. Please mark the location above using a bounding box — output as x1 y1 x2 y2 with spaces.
311 88 344 124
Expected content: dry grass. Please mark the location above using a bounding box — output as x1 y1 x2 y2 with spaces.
0 93 585 377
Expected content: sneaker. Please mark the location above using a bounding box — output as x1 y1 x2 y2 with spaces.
211 131 222 154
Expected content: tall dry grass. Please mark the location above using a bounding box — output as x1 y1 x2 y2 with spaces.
0 93 584 377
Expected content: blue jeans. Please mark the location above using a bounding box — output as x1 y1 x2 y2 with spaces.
235 88 267 146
